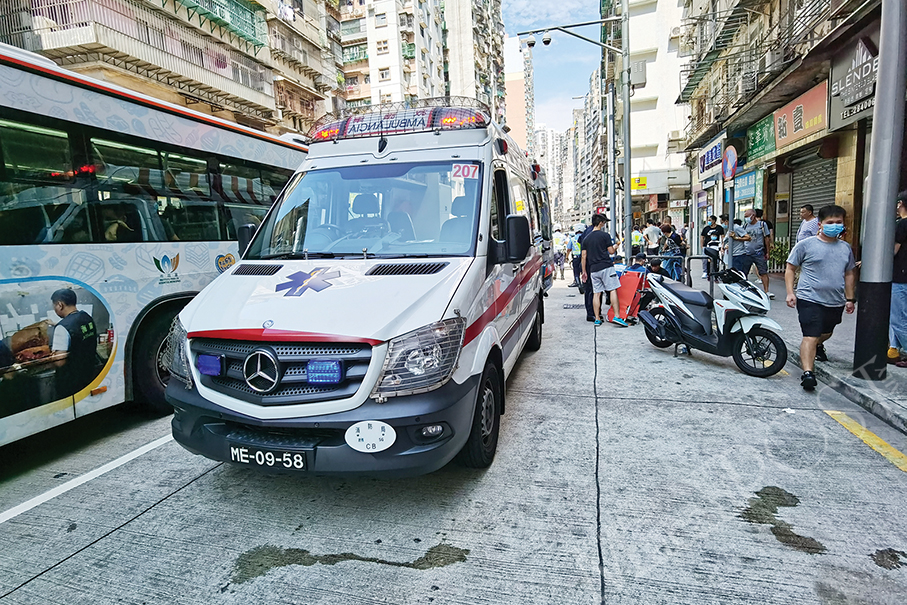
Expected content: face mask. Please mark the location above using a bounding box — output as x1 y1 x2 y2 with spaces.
822 224 845 237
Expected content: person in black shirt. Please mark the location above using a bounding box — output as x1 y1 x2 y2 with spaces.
581 214 627 326
700 215 725 278
51 289 99 399
648 258 671 278
890 194 907 366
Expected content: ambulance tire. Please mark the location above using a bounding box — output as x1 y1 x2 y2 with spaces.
457 360 501 468
525 295 543 351
134 306 181 414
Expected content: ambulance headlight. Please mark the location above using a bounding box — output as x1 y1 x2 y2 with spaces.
372 318 466 398
160 316 192 389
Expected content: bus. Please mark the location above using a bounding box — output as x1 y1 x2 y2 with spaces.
0 43 307 445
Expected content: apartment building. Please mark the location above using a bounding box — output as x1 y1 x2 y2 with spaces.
503 35 533 153
0 0 342 133
338 0 444 108
601 0 690 232
445 0 506 123
678 0 883 261
560 118 578 226
534 125 563 221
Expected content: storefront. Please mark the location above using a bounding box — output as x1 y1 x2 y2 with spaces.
697 132 725 236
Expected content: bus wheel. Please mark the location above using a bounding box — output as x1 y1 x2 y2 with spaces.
134 306 181 414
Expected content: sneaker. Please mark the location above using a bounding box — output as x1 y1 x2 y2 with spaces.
611 317 629 327
701 273 708 279
568 282 578 287
815 344 828 362
594 319 603 326
768 292 776 299
586 316 595 322
801 371 817 391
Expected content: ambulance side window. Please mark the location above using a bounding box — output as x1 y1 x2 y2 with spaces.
491 168 509 240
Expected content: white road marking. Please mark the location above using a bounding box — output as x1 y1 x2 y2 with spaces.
0 434 173 525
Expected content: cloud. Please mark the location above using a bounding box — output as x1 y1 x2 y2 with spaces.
501 0 597 31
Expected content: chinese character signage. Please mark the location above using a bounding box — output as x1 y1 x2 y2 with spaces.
630 177 647 191
747 114 776 160
698 133 725 177
773 81 828 149
829 22 879 131
648 194 659 212
734 171 757 200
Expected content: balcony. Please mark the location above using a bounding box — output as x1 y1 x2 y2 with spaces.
270 26 322 77
401 42 415 60
339 1 366 18
274 80 317 122
342 47 367 64
173 0 266 49
0 0 275 118
340 19 367 41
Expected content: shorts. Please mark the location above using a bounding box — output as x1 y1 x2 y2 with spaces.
733 253 768 276
591 267 620 293
797 298 845 338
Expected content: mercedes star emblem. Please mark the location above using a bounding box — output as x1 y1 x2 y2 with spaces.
243 349 281 393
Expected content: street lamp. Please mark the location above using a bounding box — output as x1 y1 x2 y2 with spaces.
518 8 632 260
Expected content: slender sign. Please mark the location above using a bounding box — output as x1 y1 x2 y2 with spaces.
853 0 907 379
622 0 632 262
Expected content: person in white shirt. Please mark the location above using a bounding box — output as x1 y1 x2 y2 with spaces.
797 204 820 242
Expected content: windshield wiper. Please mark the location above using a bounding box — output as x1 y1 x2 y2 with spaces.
259 251 335 260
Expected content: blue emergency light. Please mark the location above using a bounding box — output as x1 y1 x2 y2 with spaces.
307 360 343 384
196 354 224 377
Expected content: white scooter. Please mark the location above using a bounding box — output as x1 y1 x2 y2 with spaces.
638 248 788 377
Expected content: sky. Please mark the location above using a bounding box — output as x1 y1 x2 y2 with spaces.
501 0 604 134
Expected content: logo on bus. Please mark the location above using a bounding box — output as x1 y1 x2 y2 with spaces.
153 254 181 285
275 268 340 297
216 254 236 273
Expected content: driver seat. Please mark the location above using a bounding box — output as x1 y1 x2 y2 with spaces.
660 280 714 308
439 196 472 242
348 193 383 233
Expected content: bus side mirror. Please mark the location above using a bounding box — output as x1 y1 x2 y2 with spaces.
237 223 256 256
504 214 531 262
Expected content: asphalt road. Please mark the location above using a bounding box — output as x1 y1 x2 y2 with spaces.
1 280 906 604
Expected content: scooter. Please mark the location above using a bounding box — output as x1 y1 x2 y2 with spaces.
638 248 788 377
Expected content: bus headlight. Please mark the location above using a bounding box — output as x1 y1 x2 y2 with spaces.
160 317 192 389
372 318 466 399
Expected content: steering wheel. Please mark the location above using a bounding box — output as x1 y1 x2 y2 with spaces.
311 223 343 239
350 222 389 239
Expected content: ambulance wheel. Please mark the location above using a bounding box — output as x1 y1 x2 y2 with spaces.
457 360 501 469
134 306 181 414
525 296 543 351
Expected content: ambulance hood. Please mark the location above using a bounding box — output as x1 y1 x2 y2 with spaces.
181 258 473 343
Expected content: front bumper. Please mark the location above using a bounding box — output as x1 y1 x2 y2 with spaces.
166 374 481 477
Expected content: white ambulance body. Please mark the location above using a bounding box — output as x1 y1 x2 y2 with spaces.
164 103 553 475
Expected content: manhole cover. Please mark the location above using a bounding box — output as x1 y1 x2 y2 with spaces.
563 304 586 309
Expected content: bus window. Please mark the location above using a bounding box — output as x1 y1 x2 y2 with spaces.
162 152 210 198
0 119 82 245
91 138 162 242
219 163 269 207
260 169 290 204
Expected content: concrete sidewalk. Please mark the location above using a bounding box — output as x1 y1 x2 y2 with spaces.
691 270 907 433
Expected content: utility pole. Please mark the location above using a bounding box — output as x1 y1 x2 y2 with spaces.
853 0 907 380
607 81 617 239
621 0 632 261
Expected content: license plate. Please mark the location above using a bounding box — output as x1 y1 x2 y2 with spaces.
228 444 306 470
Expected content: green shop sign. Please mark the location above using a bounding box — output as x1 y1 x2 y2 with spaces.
747 114 776 160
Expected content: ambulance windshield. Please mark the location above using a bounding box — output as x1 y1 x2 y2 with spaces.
245 161 482 259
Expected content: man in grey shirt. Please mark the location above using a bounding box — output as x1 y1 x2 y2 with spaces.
785 204 857 390
796 204 820 242
732 209 773 298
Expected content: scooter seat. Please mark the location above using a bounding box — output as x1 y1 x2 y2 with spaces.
660 280 714 308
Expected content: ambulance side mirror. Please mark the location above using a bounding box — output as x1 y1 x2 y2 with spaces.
504 214 531 262
237 224 256 256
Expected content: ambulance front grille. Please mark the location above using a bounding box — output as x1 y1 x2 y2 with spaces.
191 339 373 406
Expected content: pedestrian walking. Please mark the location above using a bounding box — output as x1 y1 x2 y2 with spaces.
581 214 627 327
727 218 747 266
577 223 595 321
785 205 857 390
734 209 775 299
552 226 567 280
567 229 580 286
643 219 661 257
889 193 907 366
700 215 724 278
796 204 820 242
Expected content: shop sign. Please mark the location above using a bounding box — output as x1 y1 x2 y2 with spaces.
829 22 880 131
698 132 725 178
774 81 828 149
630 177 647 191
647 195 659 212
747 114 776 160
754 169 764 209
696 191 709 208
734 171 757 200
669 199 687 208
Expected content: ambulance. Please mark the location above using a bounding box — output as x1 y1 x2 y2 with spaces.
163 101 552 476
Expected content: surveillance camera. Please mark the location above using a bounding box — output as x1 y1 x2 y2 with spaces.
525 35 536 48
542 32 552 46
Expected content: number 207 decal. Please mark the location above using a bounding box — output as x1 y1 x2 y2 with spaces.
452 164 479 179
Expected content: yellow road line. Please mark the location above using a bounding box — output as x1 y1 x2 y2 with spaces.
825 411 907 473
779 369 789 377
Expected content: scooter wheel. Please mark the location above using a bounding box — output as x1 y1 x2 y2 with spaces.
732 327 788 377
644 308 676 349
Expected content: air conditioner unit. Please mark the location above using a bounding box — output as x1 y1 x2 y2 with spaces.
668 130 681 141
670 26 681 38
763 48 783 74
